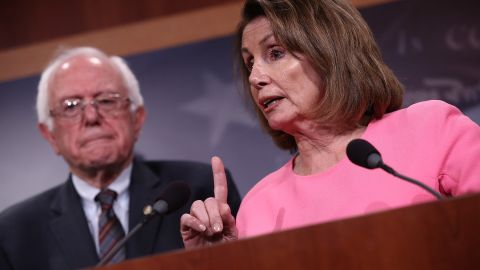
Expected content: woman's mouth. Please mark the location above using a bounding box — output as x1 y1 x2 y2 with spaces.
261 96 284 110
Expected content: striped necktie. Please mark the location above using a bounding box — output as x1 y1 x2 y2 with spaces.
95 189 126 264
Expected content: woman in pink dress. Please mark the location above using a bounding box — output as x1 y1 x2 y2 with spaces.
180 0 480 247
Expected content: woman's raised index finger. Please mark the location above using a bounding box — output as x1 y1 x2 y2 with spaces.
211 156 228 203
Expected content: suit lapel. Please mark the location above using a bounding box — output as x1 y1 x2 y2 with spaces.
47 160 167 265
126 159 165 258
48 178 99 269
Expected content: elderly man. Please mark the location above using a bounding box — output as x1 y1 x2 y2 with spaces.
0 47 241 270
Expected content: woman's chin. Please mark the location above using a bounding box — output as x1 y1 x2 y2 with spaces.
266 118 292 133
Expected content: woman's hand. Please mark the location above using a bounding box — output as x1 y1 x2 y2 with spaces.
180 156 238 249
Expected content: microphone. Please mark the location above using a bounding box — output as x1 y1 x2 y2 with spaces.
346 139 444 200
96 181 191 267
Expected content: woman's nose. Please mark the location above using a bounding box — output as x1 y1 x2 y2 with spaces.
249 63 270 89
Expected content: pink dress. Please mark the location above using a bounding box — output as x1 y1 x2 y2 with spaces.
236 100 480 238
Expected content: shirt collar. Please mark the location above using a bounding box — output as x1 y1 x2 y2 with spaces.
72 164 132 203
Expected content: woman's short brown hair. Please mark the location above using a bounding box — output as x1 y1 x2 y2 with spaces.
235 0 404 151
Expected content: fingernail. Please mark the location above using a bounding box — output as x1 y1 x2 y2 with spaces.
213 223 221 232
199 224 206 231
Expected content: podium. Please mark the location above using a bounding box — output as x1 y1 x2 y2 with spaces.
96 194 480 269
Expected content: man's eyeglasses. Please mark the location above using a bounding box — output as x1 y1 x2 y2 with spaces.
50 93 131 121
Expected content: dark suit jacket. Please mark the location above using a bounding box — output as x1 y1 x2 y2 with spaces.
0 159 241 270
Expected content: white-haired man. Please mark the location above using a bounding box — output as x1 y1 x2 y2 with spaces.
0 47 241 270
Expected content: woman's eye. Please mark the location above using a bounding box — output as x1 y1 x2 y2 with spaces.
269 47 285 60
245 58 254 72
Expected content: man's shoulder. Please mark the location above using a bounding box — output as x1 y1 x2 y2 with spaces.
141 159 211 172
137 159 212 179
133 159 215 188
134 158 242 216
0 183 65 225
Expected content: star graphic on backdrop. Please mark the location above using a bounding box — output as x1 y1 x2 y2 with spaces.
180 72 257 146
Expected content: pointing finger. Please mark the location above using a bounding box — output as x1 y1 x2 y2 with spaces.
211 156 228 203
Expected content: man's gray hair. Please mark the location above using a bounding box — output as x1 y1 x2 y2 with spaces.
36 46 144 130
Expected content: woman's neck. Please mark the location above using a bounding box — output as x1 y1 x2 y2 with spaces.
293 127 365 175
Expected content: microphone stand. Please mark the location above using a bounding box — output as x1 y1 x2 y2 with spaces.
96 181 191 267
379 163 444 200
348 139 445 201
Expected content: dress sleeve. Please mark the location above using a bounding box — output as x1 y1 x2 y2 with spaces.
432 101 480 195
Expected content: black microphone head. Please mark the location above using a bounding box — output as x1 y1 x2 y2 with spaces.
346 139 382 169
153 181 191 215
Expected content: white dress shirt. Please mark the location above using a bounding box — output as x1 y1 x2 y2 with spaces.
71 164 132 255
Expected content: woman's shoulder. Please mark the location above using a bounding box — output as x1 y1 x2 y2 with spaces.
376 100 466 130
242 158 294 204
392 100 460 118
404 99 461 116
366 100 478 151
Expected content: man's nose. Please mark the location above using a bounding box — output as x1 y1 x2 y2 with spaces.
82 101 101 122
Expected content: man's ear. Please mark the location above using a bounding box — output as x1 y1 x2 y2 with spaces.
38 123 61 154
133 106 146 141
